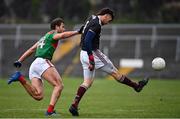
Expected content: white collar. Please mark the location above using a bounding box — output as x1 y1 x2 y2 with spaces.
97 16 102 26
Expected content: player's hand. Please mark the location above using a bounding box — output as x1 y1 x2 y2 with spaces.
77 25 84 34
14 61 22 68
88 54 95 71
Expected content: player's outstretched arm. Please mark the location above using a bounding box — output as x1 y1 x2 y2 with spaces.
53 25 84 40
53 31 79 40
17 42 38 63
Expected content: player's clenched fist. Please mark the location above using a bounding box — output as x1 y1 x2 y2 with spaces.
14 61 22 68
88 54 95 71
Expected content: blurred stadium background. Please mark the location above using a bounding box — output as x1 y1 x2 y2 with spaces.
1 0 180 118
0 0 180 79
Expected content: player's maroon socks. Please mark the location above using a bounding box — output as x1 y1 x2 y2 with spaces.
19 75 26 85
117 75 138 89
47 104 54 113
72 85 88 108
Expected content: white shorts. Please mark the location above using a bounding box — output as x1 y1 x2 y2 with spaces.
29 57 54 80
80 50 117 79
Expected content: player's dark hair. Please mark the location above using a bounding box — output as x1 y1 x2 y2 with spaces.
50 18 64 30
97 7 114 21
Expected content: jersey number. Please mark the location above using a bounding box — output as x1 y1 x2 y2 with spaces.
38 37 45 48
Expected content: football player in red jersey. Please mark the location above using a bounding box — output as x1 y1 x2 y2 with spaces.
8 18 83 116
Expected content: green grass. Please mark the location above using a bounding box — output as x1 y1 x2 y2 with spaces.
0 77 180 118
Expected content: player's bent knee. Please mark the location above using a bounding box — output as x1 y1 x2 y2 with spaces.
82 82 92 89
33 95 43 101
59 83 64 91
87 83 93 88
115 75 125 83
111 71 122 81
55 83 64 92
36 97 43 101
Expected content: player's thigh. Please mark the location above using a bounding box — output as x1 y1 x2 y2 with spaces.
42 67 62 86
31 77 44 94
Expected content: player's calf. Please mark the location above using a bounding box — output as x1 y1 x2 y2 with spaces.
116 75 149 92
116 75 139 89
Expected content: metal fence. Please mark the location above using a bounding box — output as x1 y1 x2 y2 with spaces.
0 24 180 78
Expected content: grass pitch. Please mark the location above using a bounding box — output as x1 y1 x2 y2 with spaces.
0 77 180 118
